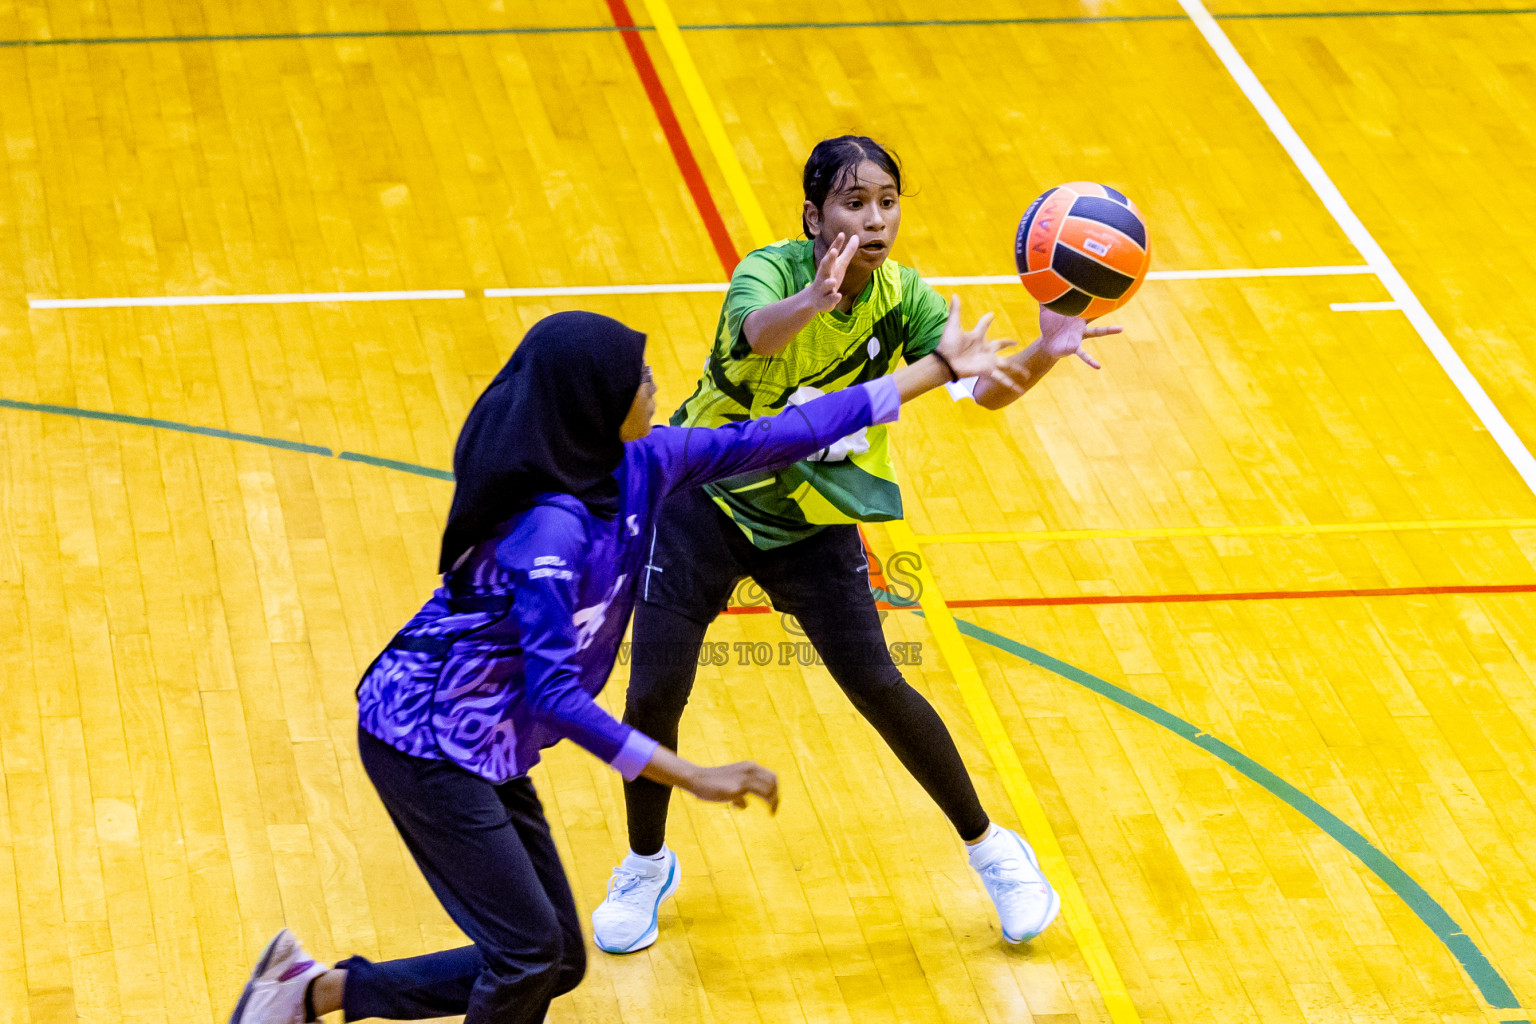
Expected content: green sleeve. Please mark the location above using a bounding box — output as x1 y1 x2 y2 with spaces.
723 246 799 359
900 267 948 363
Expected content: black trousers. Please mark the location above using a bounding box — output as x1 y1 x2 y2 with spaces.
341 729 585 1023
623 485 990 855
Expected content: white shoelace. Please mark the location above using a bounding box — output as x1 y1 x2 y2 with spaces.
981 858 1048 910
606 865 662 907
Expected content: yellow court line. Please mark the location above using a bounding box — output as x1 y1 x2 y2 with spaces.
916 517 1536 545
636 0 776 248
631 4 1145 1019
886 521 1143 1024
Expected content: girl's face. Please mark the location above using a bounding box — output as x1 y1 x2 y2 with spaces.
619 362 657 442
805 159 902 272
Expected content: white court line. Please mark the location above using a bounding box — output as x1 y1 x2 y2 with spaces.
1331 301 1402 312
488 265 1375 298
1148 265 1374 281
1178 0 1536 498
28 289 466 309
30 265 1378 308
484 283 729 297
927 266 1373 286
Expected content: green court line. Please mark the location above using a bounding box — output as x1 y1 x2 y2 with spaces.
0 24 626 48
1219 4 1536 15
0 396 454 477
1 7 1532 48
3 392 1521 1011
946 612 1522 1011
685 8 1536 26
0 397 335 456
338 450 454 480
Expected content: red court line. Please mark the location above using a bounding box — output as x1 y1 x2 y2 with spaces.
720 581 1536 613
604 0 740 273
607 16 901 594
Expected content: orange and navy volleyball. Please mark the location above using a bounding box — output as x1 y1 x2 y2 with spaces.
1015 182 1151 319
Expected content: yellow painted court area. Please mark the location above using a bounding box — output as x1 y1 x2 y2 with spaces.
2 1 1536 1023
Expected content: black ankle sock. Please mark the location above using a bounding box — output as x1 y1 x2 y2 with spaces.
303 977 319 1022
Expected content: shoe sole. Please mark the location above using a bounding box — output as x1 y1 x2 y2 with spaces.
594 858 681 955
999 836 1062 944
1005 884 1062 944
229 931 284 1024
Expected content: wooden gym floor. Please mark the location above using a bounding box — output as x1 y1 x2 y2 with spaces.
3 1 1536 1023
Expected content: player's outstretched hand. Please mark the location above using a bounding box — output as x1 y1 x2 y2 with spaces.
935 295 1018 391
639 745 779 811
686 761 780 811
805 232 860 313
1039 306 1122 369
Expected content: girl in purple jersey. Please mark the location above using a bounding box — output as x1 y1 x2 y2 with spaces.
228 303 1012 1024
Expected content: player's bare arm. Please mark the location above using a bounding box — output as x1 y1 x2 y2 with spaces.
972 307 1124 409
743 231 860 356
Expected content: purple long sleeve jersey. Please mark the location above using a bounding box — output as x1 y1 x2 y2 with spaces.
356 377 902 784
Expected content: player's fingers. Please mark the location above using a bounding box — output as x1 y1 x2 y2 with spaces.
835 235 860 273
749 765 780 812
1076 348 1102 369
997 358 1030 382
989 368 1027 393
970 311 995 340
1086 325 1124 338
819 233 846 274
945 294 962 329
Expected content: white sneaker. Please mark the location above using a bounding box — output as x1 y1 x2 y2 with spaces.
969 826 1061 943
229 929 327 1024
590 848 681 954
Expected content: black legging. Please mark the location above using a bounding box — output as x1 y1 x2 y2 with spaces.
622 501 991 853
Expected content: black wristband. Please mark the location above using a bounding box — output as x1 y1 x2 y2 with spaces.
932 349 960 383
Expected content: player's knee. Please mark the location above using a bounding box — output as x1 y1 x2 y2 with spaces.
554 938 587 996
831 648 906 693
623 673 694 734
481 930 570 999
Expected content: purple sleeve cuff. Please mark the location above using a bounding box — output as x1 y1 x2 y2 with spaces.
610 728 661 781
863 376 901 425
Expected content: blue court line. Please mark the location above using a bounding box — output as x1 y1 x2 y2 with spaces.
2 392 1522 1011
0 8 1532 48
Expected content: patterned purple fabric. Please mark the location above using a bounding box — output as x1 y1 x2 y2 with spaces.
357 379 898 784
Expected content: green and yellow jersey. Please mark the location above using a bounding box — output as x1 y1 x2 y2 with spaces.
673 238 948 549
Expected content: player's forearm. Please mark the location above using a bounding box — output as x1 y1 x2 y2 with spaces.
889 355 955 403
743 290 820 356
973 338 1061 409
639 745 703 789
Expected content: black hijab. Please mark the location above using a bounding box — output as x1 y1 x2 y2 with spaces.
439 310 647 571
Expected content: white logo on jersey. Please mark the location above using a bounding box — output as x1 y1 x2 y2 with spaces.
787 385 870 463
572 574 628 652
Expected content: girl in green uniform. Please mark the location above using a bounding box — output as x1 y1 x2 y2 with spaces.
592 136 1120 953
